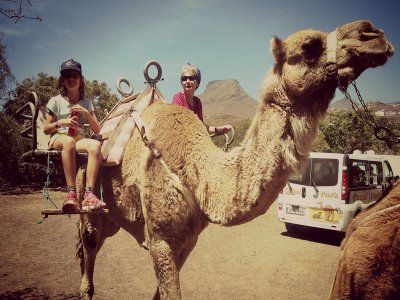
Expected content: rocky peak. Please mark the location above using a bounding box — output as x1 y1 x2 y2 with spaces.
199 79 258 119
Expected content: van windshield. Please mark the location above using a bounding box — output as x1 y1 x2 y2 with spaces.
289 158 339 186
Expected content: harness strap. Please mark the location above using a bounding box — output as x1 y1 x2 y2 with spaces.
101 85 153 160
326 30 337 76
357 202 400 229
131 110 161 158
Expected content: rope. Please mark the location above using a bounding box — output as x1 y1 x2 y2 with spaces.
37 153 58 223
37 153 75 223
356 202 400 229
99 161 104 202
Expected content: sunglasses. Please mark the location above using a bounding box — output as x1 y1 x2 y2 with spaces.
181 75 197 82
62 72 80 80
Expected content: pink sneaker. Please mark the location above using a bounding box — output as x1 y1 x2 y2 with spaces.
82 192 106 211
62 191 79 212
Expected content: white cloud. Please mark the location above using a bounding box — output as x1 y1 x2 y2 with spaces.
0 26 28 37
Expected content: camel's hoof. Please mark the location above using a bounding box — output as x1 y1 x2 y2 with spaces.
80 286 94 300
80 293 92 300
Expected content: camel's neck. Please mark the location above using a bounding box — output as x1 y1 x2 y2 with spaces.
193 75 332 226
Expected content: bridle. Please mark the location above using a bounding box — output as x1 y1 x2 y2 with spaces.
326 30 338 78
325 29 400 145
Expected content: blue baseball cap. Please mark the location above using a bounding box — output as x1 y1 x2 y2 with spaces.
60 59 82 73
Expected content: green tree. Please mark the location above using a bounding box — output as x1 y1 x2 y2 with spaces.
0 111 27 186
84 79 119 121
0 42 15 106
316 110 400 154
3 72 58 114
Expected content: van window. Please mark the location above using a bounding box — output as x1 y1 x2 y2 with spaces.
350 160 368 188
369 161 383 186
288 163 310 185
312 158 338 186
288 158 339 186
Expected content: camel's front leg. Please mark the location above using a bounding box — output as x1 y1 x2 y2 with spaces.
150 239 181 300
78 215 120 300
78 218 102 300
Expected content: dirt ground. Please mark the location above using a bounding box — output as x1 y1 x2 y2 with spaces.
0 190 343 300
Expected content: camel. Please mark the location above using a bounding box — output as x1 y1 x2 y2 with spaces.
329 181 400 300
75 20 394 299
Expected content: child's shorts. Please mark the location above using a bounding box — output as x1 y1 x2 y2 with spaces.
49 133 85 148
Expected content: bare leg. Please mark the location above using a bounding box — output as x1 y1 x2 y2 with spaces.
52 135 77 186
76 139 101 188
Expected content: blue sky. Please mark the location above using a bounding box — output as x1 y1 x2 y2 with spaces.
1 0 399 104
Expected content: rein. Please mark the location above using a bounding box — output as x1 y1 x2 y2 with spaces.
356 202 400 230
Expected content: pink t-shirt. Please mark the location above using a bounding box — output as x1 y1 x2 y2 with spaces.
172 92 203 122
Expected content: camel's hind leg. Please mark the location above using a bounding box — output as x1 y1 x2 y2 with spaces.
77 214 120 300
150 239 181 300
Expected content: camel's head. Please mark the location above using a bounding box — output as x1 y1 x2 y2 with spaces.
269 20 394 104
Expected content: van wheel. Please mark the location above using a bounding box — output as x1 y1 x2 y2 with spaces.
285 223 304 233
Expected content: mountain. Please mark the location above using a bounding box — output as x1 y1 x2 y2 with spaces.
328 98 354 111
329 98 400 116
199 79 258 120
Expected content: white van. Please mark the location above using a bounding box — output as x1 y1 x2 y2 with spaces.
277 151 396 232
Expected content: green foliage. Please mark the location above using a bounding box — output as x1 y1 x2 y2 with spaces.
0 43 15 106
315 111 400 154
208 118 252 149
0 111 26 185
84 79 119 121
3 72 58 115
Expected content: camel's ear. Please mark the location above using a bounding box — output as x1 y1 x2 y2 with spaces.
270 36 285 65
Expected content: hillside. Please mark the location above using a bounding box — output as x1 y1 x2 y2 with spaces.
199 79 258 120
329 98 400 114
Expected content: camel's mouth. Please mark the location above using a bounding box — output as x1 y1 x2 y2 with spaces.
361 31 395 67
365 42 394 67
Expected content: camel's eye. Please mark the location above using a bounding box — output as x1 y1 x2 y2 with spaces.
302 38 323 62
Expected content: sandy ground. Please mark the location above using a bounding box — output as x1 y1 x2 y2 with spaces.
0 190 343 299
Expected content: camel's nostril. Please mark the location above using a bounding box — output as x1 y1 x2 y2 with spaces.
361 31 382 41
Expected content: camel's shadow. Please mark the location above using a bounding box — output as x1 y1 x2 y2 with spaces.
281 226 345 247
0 287 79 300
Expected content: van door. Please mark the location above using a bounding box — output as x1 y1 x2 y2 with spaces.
383 160 394 192
368 160 384 201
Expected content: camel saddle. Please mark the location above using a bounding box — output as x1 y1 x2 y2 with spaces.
98 85 165 166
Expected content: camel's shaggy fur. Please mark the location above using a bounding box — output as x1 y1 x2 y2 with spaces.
329 182 400 300
75 20 394 299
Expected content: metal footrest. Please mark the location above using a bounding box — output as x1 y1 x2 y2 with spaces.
41 208 109 217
